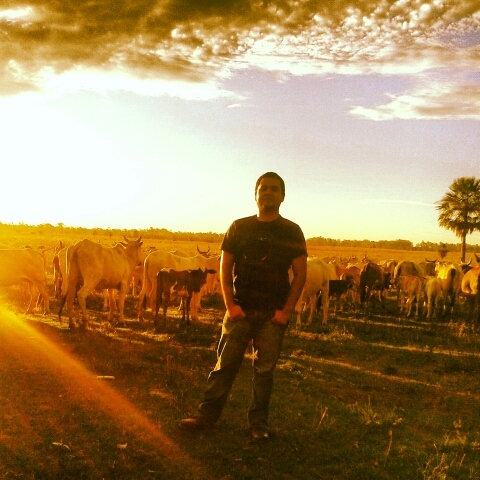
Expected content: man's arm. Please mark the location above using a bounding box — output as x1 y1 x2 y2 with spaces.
272 255 307 325
220 250 245 320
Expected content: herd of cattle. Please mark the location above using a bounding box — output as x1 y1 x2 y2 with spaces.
296 253 480 328
0 239 480 331
0 238 221 330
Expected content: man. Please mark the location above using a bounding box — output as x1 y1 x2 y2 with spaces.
179 172 307 441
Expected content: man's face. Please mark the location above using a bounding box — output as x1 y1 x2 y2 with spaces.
255 177 284 212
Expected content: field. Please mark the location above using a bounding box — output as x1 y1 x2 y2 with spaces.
1 233 480 479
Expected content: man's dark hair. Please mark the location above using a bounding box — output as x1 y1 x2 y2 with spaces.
255 172 285 196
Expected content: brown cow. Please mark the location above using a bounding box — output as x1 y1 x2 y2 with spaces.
359 262 385 309
154 267 216 328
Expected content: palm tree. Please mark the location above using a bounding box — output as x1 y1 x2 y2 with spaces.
436 177 480 262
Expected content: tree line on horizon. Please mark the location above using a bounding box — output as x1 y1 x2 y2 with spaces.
1 176 479 256
1 221 479 254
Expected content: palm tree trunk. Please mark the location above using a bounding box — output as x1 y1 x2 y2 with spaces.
461 234 467 262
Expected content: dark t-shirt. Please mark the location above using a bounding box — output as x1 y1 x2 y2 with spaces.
221 215 307 310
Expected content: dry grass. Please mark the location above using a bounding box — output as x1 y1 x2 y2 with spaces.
0 231 479 479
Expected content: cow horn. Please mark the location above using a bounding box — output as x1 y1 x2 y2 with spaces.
197 245 210 255
425 258 437 263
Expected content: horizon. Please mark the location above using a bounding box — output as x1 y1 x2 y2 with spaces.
0 221 478 248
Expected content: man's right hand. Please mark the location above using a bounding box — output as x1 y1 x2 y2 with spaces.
227 304 246 320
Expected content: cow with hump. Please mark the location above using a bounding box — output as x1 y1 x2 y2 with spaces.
435 261 463 317
0 247 50 315
59 237 143 330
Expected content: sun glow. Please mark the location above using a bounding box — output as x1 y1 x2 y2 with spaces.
0 306 204 470
0 7 34 21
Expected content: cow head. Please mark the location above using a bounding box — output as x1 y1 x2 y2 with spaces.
460 257 473 274
167 268 217 298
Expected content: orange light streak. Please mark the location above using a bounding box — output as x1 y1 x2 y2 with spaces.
0 306 207 476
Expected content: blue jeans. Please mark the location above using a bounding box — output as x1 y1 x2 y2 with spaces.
196 309 288 429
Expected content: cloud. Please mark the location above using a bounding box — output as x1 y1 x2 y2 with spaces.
1 0 479 110
361 199 437 207
350 78 480 120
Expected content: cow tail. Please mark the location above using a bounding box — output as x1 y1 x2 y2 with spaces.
155 271 167 325
154 271 162 323
359 267 367 305
58 294 66 324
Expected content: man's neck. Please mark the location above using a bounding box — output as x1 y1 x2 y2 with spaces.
257 210 281 222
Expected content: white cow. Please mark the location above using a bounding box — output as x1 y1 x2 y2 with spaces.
0 248 50 315
295 257 337 329
60 237 143 329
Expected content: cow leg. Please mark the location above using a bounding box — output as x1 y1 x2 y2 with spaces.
426 294 432 319
320 289 329 326
76 284 93 330
66 284 78 329
185 295 191 324
306 294 316 326
149 278 157 316
190 292 200 321
137 286 146 321
116 285 127 327
36 282 50 315
24 283 36 314
155 291 169 330
295 311 302 330
294 291 305 330
405 294 412 317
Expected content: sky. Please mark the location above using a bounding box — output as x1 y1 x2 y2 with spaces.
0 0 479 245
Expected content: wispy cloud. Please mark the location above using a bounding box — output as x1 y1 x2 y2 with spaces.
361 199 437 207
350 77 480 120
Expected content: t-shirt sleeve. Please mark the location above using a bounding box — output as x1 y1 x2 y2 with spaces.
291 224 308 259
220 221 236 254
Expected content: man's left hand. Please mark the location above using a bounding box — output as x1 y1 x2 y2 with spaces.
271 310 290 326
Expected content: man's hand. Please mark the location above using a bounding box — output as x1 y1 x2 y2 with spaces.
271 309 290 326
227 304 246 320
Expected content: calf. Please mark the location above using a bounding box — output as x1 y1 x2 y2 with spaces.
424 277 443 319
398 275 422 317
316 279 355 314
154 267 216 327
